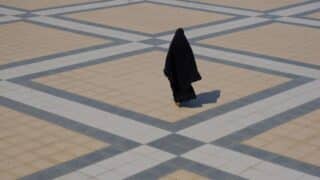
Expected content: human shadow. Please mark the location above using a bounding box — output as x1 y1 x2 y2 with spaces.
180 90 221 108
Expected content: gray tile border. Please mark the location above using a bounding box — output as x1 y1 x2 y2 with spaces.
275 17 320 29
213 98 320 177
9 47 312 133
0 19 126 71
0 15 21 25
54 1 243 38
55 13 152 37
265 0 319 14
2 0 316 72
148 134 203 155
293 8 320 20
125 157 247 180
26 0 110 12
0 97 140 180
141 38 169 46
183 0 263 13
154 16 245 37
24 17 128 41
46 0 145 17
0 4 28 13
185 0 317 15
0 42 123 71
193 21 320 70
188 19 273 42
147 0 246 17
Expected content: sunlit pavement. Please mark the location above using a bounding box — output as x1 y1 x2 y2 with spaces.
0 0 320 179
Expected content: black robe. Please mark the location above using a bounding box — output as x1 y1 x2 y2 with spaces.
164 28 202 103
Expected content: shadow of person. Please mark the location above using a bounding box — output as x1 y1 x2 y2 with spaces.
180 90 221 108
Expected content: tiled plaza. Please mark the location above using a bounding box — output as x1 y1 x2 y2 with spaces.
0 0 320 179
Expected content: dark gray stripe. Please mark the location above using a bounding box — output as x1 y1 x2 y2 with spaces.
266 0 318 13
213 98 320 177
292 7 320 17
25 18 126 41
54 0 145 16
155 16 245 37
0 42 124 71
0 4 28 12
54 14 152 37
148 0 247 17
10 47 311 132
126 157 246 180
276 18 320 29
0 97 139 180
29 0 111 12
189 20 273 42
182 0 263 13
194 39 320 70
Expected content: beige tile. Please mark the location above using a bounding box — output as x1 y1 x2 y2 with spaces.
30 159 55 171
308 135 320 147
302 150 320 165
262 137 298 154
84 141 106 151
0 105 109 179
0 22 106 66
196 0 303 11
244 136 270 148
286 145 318 159
200 23 320 66
47 151 75 163
66 2 231 34
2 147 25 157
0 0 99 10
9 165 36 177
34 146 61 157
244 109 320 166
35 50 289 122
15 153 38 163
0 172 16 180
160 169 209 180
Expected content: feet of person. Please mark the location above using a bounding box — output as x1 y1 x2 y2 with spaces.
175 102 181 107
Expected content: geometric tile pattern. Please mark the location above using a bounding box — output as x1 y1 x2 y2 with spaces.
0 22 107 66
65 3 232 34
244 109 320 166
149 134 203 155
0 0 100 10
0 105 108 179
306 11 320 20
159 169 209 180
34 50 289 123
1 0 320 179
199 23 320 66
196 0 303 11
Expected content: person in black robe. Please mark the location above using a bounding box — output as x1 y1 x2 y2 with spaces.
164 28 202 106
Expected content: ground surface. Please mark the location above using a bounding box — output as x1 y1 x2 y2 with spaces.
0 0 320 179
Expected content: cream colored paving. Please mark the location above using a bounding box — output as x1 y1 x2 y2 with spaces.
306 11 320 19
195 0 303 11
65 2 232 34
200 23 320 66
34 51 289 123
0 105 108 179
244 109 320 166
0 0 99 10
159 169 209 180
0 22 107 66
